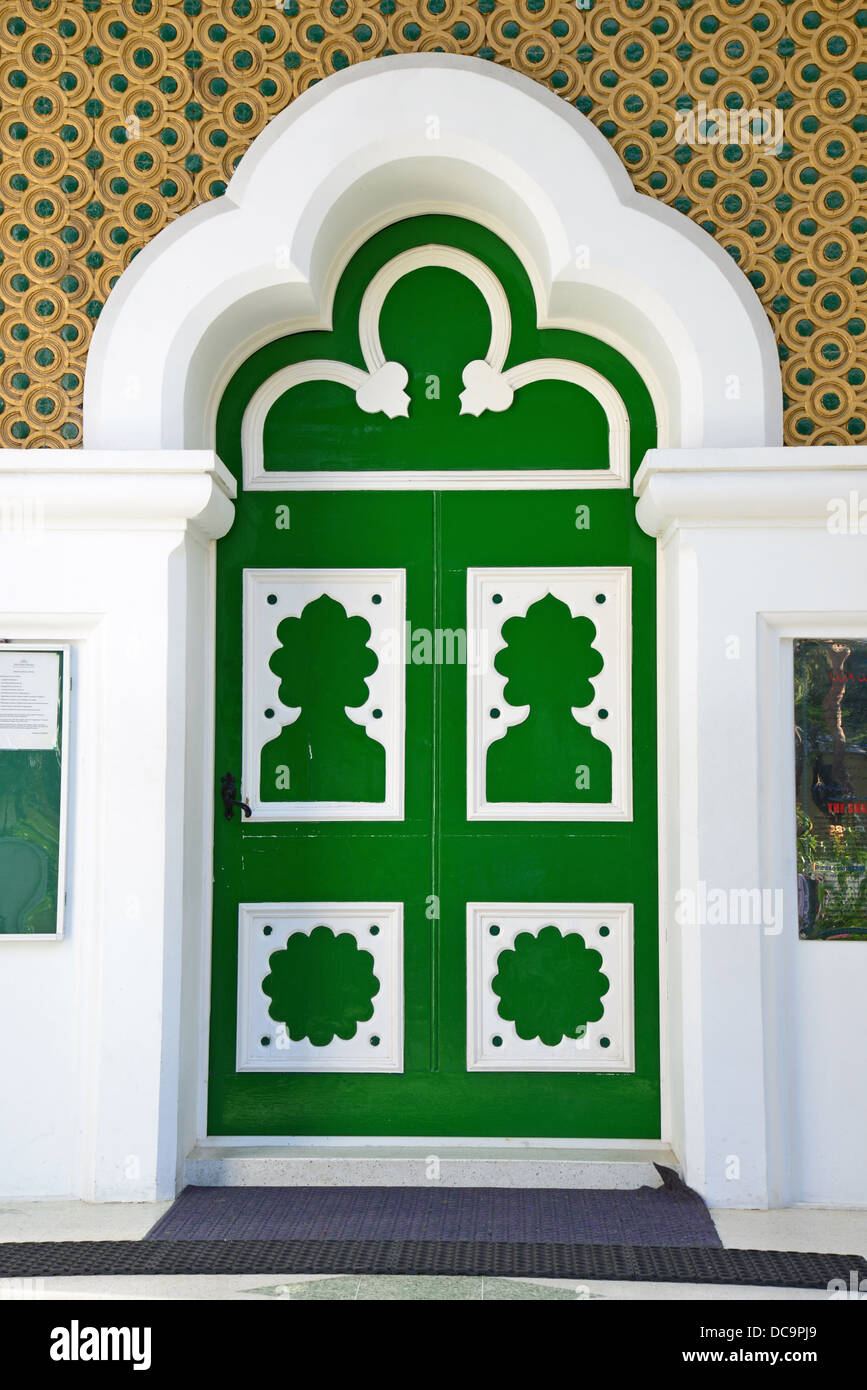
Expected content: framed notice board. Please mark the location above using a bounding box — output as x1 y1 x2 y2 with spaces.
0 644 70 940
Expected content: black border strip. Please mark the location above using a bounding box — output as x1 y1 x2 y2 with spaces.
1 1240 865 1288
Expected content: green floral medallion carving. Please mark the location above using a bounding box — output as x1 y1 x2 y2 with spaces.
263 925 379 1047
492 925 609 1046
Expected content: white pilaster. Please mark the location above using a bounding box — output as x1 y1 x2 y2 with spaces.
0 450 235 1201
637 446 867 1207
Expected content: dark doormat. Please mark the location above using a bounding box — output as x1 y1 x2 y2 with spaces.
144 1168 722 1247
0 1238 865 1288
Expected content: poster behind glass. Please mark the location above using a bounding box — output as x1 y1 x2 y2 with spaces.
0 647 67 938
795 638 867 940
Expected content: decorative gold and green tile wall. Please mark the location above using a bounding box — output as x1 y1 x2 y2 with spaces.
0 0 864 447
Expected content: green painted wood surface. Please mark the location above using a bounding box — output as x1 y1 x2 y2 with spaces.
261 594 386 803
210 216 659 1137
487 593 613 804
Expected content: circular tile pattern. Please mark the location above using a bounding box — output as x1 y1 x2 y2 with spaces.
0 0 864 446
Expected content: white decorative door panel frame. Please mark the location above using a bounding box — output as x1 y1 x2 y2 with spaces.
242 568 405 820
241 244 630 492
237 902 403 1073
467 567 632 821
466 902 634 1072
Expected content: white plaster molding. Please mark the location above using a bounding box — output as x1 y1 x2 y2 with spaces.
355 362 411 417
83 56 781 455
242 466 629 492
635 446 867 537
359 244 512 373
0 449 236 537
466 903 634 1072
236 902 403 1073
185 1143 672 1188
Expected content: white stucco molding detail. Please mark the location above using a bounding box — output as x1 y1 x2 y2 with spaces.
83 55 781 454
0 449 236 538
360 244 511 376
635 447 867 540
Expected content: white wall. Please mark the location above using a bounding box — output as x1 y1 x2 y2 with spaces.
784 943 867 1205
639 447 867 1208
0 452 233 1200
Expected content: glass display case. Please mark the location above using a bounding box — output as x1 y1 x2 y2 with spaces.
795 638 867 941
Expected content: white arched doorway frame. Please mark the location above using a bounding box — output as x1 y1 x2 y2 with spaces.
75 55 784 1201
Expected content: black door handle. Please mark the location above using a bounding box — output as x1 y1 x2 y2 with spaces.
220 772 252 820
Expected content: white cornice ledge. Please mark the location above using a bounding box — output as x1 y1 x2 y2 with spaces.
0 449 236 538
634 447 867 538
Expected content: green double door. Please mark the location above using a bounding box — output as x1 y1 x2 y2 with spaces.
208 485 659 1139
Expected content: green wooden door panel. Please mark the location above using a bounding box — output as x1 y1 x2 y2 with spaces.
210 489 435 1132
433 489 659 1130
209 215 659 1139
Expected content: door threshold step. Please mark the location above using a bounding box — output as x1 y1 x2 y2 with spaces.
185 1144 678 1189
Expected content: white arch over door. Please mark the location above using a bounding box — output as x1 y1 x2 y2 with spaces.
83 54 781 454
